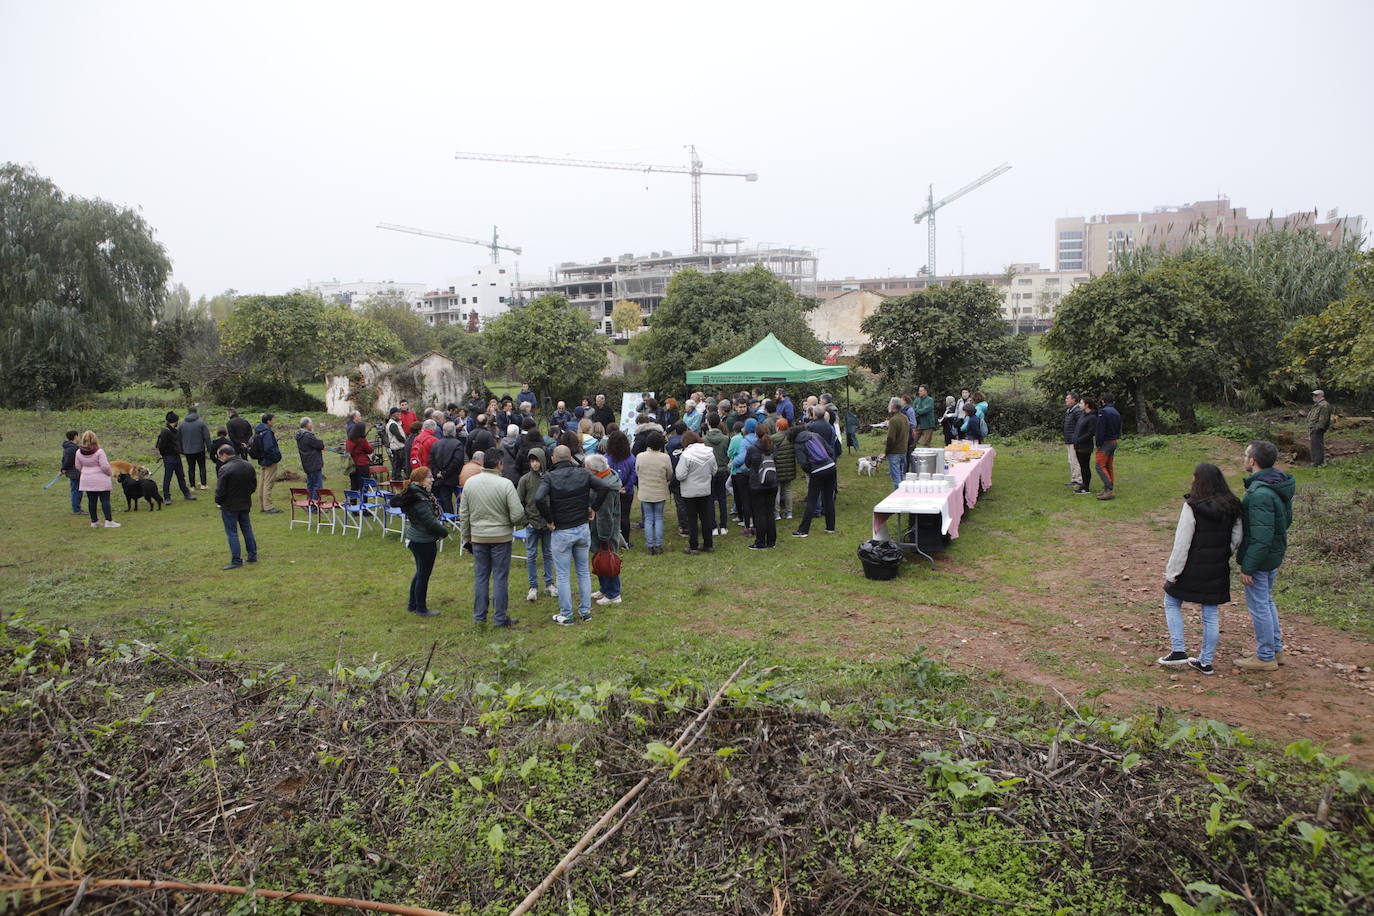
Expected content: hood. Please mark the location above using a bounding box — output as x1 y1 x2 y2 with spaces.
704 429 727 443
79 445 98 455
1246 468 1296 503
185 410 199 422
527 446 548 470
295 429 313 441
1188 496 1238 523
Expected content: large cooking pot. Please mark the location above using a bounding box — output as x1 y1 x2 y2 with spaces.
910 448 946 476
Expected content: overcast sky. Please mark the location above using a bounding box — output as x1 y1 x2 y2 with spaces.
3 0 1370 297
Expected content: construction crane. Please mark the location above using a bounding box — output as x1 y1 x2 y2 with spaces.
453 146 757 253
377 222 521 264
912 163 1012 279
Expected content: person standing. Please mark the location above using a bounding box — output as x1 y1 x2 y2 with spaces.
591 393 615 428
729 419 759 536
396 400 419 439
636 431 672 555
537 445 616 625
955 388 974 423
912 386 937 447
745 428 779 549
385 408 408 481
227 408 253 459
884 398 911 491
791 424 837 537
605 430 637 548
776 389 795 425
393 467 447 618
60 430 82 515
1233 440 1296 672
1062 392 1083 489
675 431 717 554
550 401 574 432
516 382 538 412
427 422 463 514
209 428 233 473
75 431 119 528
157 412 195 504
254 413 282 514
940 396 959 445
1156 463 1243 675
1094 394 1122 500
517 447 556 601
295 417 327 501
844 407 860 453
1070 398 1096 494
772 418 797 520
1308 389 1332 467
214 443 258 570
584 454 623 607
410 419 438 470
459 450 526 627
180 406 211 490
346 422 375 494
703 416 731 535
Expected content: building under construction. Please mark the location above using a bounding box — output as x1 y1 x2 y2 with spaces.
522 238 819 336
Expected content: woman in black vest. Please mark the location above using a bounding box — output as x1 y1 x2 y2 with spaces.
1157 463 1243 675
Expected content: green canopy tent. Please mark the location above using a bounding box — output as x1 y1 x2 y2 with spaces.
684 333 850 387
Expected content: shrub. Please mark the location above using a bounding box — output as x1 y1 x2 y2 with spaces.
209 377 324 413
989 394 1063 439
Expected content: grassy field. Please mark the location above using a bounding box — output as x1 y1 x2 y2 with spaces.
4 395 1370 731
981 333 1048 397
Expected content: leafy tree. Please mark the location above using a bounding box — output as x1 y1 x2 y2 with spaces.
482 293 606 403
198 289 238 323
316 306 407 376
611 300 642 337
135 310 220 399
221 293 403 384
1038 257 1278 431
1278 251 1374 401
630 266 823 395
434 323 488 378
0 163 170 405
858 281 1029 401
363 296 434 355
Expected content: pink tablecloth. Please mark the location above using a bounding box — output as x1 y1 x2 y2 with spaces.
871 447 996 541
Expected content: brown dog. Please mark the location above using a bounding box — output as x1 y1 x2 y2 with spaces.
110 460 152 479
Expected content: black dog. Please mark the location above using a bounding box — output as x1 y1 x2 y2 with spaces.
118 473 163 511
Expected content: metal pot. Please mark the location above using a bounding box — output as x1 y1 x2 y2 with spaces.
910 448 946 476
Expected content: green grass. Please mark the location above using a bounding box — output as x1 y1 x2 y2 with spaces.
4 397 1369 689
982 334 1047 397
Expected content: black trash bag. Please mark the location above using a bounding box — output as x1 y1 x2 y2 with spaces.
858 538 903 580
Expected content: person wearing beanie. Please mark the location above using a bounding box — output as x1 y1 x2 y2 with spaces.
156 411 195 503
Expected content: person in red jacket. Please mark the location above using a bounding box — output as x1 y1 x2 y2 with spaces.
397 399 419 439
345 423 375 492
410 419 438 470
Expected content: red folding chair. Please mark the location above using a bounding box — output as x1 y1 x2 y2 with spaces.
288 488 317 531
314 488 342 534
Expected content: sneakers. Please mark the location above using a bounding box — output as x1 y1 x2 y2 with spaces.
526 587 538 602
1157 651 1191 666
784 511 793 519
717 525 728 535
552 613 576 626
222 562 243 571
591 591 603 600
546 585 558 598
103 520 121 528
90 522 100 528
1073 488 1093 496
791 531 808 538
683 548 700 555
596 595 621 606
1232 655 1278 672
580 611 592 622
1188 660 1214 675
748 544 767 550
410 608 440 618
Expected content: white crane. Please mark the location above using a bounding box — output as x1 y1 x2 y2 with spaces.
377 222 522 264
453 146 757 253
913 163 1012 279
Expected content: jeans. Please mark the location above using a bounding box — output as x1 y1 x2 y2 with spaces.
305 470 324 501
1310 429 1326 466
887 453 907 490
220 509 258 564
525 527 553 588
1243 569 1283 661
407 540 438 612
597 573 621 600
683 495 714 550
795 467 836 534
551 523 592 618
186 452 207 487
86 491 112 522
642 500 665 548
752 487 778 546
472 541 512 624
69 476 82 513
1163 592 1218 665
1094 439 1118 490
162 454 190 500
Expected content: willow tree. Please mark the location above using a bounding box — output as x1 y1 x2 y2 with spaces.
0 164 170 405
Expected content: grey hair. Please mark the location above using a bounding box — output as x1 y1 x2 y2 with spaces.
507 424 520 437
888 397 902 410
945 396 956 406
423 419 438 431
583 453 609 472
442 421 456 437
299 417 312 428
471 450 485 462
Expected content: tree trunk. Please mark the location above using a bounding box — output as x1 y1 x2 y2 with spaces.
1175 398 1200 432
1134 381 1155 435
179 381 193 401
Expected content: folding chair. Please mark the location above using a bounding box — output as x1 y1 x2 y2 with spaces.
511 526 531 562
314 489 342 534
379 493 408 540
340 490 374 538
288 488 317 531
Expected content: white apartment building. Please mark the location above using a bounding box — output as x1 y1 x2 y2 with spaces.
306 279 428 309
418 264 520 328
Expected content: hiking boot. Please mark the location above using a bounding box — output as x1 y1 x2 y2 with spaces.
1188 660 1214 675
526 587 538 602
1096 491 1116 501
1157 651 1191 666
1275 651 1286 666
1232 655 1278 672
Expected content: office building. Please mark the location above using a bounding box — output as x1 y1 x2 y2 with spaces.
419 264 519 328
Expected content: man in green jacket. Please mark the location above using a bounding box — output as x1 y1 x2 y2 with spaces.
459 451 527 627
884 398 910 490
1307 389 1332 468
1233 440 1296 672
912 385 937 448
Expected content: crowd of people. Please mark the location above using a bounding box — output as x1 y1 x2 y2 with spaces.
882 387 989 489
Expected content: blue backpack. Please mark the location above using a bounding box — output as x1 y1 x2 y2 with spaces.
801 434 830 469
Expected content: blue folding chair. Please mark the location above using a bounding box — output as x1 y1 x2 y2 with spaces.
340 490 375 537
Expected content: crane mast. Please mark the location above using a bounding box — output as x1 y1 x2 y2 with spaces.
454 146 757 253
913 163 1011 279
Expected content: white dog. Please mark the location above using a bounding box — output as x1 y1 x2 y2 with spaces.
857 455 885 476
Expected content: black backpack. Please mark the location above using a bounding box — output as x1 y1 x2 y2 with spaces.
750 452 777 489
247 430 265 460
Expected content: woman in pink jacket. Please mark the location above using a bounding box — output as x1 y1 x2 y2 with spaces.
74 430 120 528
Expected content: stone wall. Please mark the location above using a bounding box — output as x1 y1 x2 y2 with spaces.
325 353 474 417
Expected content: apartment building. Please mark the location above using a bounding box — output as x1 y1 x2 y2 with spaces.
418 264 519 328
306 279 428 309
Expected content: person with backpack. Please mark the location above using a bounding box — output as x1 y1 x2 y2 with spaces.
745 429 779 549
791 422 837 537
157 412 195 504
410 419 438 470
1094 394 1123 501
1156 462 1243 676
960 404 987 446
584 454 623 607
250 413 282 514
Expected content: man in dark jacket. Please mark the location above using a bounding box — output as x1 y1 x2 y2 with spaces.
295 417 327 500
60 430 82 514
535 445 616 625
227 409 253 459
254 413 283 514
1234 440 1296 672
180 407 212 490
590 393 615 428
428 422 465 514
1307 389 1332 467
1062 392 1082 489
1094 395 1123 500
884 398 910 491
157 412 195 504
466 416 496 460
214 444 258 570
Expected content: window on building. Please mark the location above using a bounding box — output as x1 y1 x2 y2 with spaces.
1017 278 1032 285
1059 231 1084 239
499 269 506 274
460 297 467 305
1045 278 1059 285
604 303 613 316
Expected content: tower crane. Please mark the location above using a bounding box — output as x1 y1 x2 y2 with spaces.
912 163 1012 279
376 222 522 264
453 146 757 253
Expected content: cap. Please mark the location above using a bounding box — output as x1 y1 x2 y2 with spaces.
1312 389 1325 397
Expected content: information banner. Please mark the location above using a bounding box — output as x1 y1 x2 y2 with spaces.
619 392 654 431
